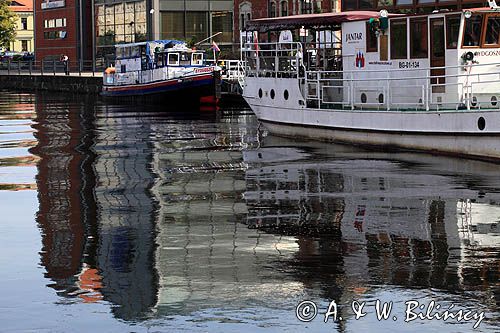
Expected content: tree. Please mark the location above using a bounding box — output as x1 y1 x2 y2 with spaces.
0 0 17 50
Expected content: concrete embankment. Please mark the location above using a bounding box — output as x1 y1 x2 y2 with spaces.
0 74 102 94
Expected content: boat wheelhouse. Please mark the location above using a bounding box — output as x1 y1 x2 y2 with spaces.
242 6 500 160
102 40 221 106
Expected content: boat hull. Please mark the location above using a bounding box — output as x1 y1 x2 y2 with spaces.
242 74 500 161
101 73 220 105
259 118 500 161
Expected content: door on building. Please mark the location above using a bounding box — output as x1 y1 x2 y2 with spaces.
430 18 445 93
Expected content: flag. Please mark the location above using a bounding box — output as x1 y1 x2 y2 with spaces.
212 41 220 52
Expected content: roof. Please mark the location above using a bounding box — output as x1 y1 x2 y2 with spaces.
246 11 403 32
466 7 500 13
9 0 33 12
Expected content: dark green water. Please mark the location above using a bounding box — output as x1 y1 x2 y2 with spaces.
0 90 498 332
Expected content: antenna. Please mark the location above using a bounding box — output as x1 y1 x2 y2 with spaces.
488 0 499 8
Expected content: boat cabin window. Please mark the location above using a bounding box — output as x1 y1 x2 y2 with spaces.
180 52 191 66
156 53 166 67
168 53 179 66
463 14 483 47
130 46 141 58
116 47 129 60
191 52 203 66
391 19 407 59
446 15 460 49
366 22 378 52
484 15 500 46
410 18 428 58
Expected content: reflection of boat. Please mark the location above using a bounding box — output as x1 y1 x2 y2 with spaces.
243 8 500 160
244 136 500 268
102 40 221 107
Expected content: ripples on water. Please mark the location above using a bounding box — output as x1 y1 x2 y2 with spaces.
0 90 498 332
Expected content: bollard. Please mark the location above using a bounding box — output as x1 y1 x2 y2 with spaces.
29 60 32 75
53 60 56 75
18 60 21 74
7 60 10 75
41 61 44 76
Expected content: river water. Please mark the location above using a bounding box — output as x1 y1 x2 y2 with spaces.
0 90 498 332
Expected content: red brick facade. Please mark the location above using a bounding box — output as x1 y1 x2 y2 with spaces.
34 0 92 62
233 0 340 43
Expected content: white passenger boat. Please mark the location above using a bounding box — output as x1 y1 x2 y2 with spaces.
102 40 221 107
242 5 500 160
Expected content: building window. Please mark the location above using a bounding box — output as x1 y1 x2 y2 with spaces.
390 19 407 59
366 22 377 52
212 11 233 43
269 1 276 18
239 2 252 31
160 12 184 40
21 17 28 30
410 18 427 58
21 40 28 51
96 0 147 53
280 1 288 16
359 0 375 9
463 15 483 47
185 12 208 42
446 15 460 49
300 0 312 14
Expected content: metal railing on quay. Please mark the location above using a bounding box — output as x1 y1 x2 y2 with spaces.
0 60 111 77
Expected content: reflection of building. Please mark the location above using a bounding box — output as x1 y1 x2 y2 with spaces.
149 116 282 314
91 109 159 320
9 0 34 52
34 0 92 62
31 94 99 301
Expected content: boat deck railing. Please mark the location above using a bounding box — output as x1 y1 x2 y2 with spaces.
306 63 500 111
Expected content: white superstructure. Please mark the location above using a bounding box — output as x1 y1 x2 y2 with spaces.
242 8 500 160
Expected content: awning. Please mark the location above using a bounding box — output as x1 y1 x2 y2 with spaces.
246 11 403 32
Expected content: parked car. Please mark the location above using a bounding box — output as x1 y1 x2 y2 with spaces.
0 51 35 69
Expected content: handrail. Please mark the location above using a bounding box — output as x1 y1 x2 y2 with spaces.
0 59 109 77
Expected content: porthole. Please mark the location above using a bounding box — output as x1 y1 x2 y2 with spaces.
270 89 275 99
491 96 497 107
378 93 384 104
471 96 478 107
258 88 263 98
284 90 289 100
361 93 367 103
478 117 485 131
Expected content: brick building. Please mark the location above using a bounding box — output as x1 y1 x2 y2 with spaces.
34 0 92 63
233 0 341 44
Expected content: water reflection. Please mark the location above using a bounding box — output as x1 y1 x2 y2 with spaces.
8 91 498 330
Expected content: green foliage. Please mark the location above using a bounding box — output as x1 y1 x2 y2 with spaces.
0 0 17 49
